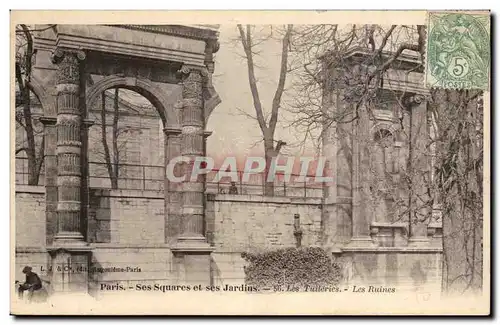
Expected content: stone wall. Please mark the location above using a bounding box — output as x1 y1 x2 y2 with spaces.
341 249 443 292
14 186 48 283
207 194 323 251
15 187 442 290
15 186 46 248
88 189 165 245
89 246 175 297
85 189 173 296
206 194 323 285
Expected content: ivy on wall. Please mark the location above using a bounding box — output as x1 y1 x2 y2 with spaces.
242 247 342 291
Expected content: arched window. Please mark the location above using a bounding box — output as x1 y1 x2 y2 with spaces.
373 128 396 174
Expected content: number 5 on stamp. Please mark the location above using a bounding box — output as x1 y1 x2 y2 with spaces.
425 11 490 90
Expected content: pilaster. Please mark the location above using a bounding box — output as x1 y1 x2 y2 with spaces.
40 116 57 245
405 94 431 246
348 104 376 248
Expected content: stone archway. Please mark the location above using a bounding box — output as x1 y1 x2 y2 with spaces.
29 76 56 114
30 24 221 292
86 75 178 128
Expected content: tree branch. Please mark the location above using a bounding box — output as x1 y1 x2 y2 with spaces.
237 24 267 133
269 24 292 135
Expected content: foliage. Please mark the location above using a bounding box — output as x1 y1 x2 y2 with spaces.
241 247 342 290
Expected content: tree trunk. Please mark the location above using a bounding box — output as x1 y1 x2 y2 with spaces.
101 92 116 189
433 89 483 295
111 88 120 189
23 88 38 185
263 140 275 196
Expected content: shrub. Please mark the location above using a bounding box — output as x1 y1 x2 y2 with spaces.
241 247 342 291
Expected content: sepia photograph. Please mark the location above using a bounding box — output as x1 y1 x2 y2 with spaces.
10 10 490 315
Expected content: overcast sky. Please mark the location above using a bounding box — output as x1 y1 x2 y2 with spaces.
206 25 317 168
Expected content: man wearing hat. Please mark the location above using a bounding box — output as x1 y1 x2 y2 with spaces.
17 266 42 300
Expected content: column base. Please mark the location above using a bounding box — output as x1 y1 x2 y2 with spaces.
345 236 376 248
171 237 214 286
54 231 85 242
172 235 214 253
47 245 92 294
408 236 430 247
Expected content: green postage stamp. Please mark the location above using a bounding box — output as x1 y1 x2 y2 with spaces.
425 11 490 90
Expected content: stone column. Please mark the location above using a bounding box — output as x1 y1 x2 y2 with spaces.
48 49 91 295
177 65 206 245
320 75 340 250
406 94 430 246
348 104 375 247
51 49 87 243
171 65 213 286
163 127 181 242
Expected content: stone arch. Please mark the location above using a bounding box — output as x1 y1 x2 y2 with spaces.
370 122 400 142
86 75 177 127
28 75 56 115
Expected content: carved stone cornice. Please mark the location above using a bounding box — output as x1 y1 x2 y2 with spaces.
114 25 219 41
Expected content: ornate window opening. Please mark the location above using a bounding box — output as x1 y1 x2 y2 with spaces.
373 128 396 175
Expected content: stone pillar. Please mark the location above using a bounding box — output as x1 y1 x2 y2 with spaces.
171 65 213 285
40 116 57 245
321 79 339 250
52 49 87 243
348 104 375 247
406 94 430 246
163 127 181 242
178 65 206 244
49 249 91 293
48 48 92 294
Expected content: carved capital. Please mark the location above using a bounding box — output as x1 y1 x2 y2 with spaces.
206 39 220 54
55 50 86 85
403 94 426 108
50 48 65 64
51 48 86 64
173 100 184 110
76 50 86 61
40 116 57 126
82 119 95 128
177 64 205 81
163 127 182 137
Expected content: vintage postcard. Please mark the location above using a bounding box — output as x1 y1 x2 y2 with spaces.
10 10 490 315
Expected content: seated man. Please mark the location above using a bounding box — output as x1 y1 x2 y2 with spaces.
17 266 42 301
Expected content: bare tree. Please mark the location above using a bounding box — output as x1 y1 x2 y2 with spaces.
99 89 120 189
236 24 293 196
288 24 484 294
15 24 48 185
90 88 146 189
